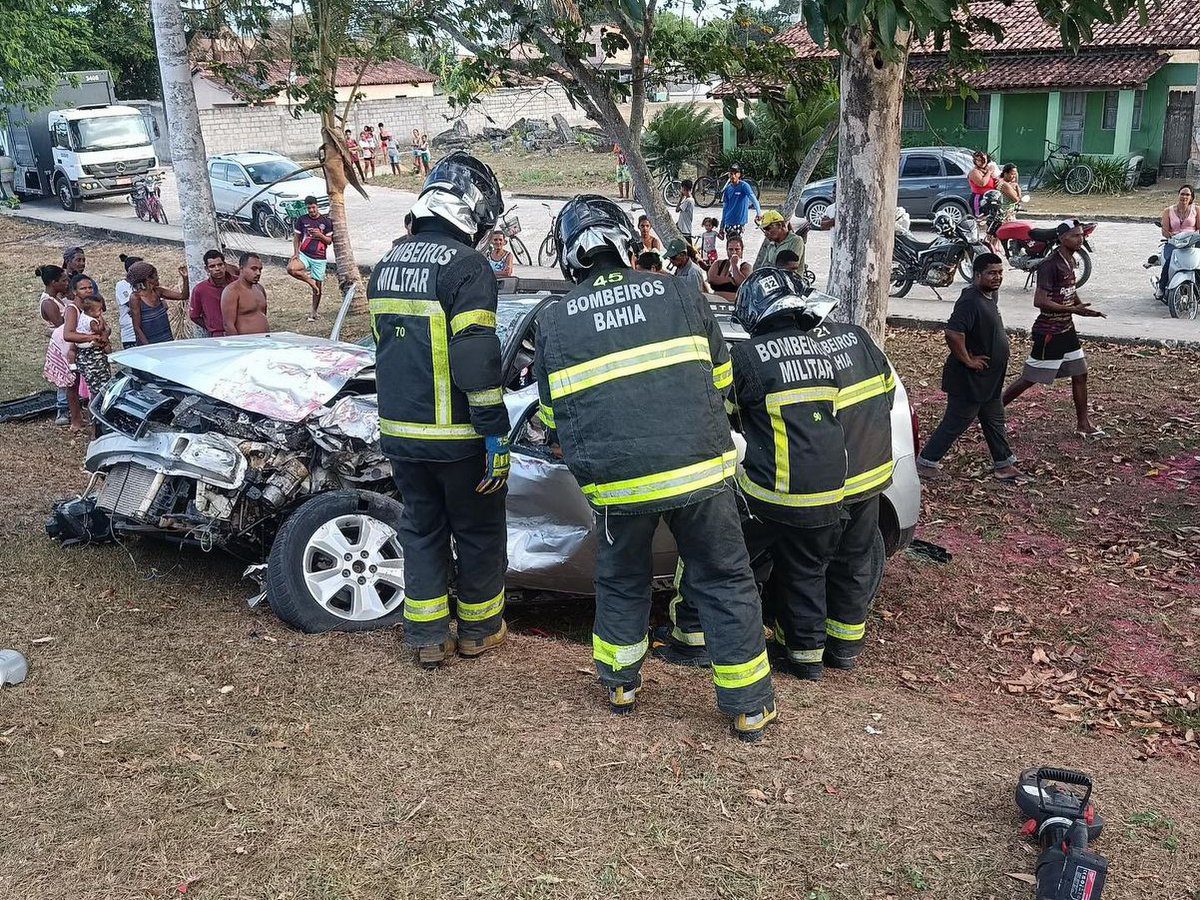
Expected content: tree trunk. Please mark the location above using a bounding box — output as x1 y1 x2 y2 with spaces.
320 114 360 297
827 29 908 345
600 108 680 244
149 0 220 324
1188 61 1200 184
780 118 838 220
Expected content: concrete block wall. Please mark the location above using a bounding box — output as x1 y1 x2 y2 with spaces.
198 85 595 158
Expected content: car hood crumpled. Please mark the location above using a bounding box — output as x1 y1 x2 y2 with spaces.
110 333 375 423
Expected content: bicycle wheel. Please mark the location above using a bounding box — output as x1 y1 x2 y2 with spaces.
695 176 719 207
510 235 532 267
662 179 683 208
1063 164 1094 195
263 215 290 240
153 201 168 225
538 233 557 267
135 202 148 222
1027 162 1048 192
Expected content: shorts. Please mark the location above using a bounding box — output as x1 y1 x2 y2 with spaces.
1021 330 1088 383
616 165 631 184
724 224 745 238
299 252 328 282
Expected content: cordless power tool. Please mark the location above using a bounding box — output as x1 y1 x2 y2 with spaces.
1014 767 1108 900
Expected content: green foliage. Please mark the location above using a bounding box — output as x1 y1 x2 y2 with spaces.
641 104 718 177
70 0 160 100
714 147 774 182
749 82 838 170
1042 154 1131 194
0 0 92 124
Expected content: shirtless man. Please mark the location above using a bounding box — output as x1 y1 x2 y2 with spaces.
221 252 270 335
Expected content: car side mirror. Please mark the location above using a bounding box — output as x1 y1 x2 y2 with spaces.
233 178 249 187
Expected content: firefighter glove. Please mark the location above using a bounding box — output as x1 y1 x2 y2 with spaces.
477 434 511 494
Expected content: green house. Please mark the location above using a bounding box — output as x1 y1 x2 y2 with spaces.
720 0 1200 179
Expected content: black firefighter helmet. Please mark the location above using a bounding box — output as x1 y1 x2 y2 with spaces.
409 150 504 246
554 194 638 283
733 268 838 333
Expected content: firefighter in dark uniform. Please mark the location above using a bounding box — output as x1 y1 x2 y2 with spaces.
533 195 776 741
654 270 849 680
809 318 895 668
368 151 511 668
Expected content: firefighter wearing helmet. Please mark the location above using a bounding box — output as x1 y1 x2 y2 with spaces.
532 194 777 741
368 151 511 668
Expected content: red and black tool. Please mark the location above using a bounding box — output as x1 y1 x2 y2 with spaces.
1014 767 1108 900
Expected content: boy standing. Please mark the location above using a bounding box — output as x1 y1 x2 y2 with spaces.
676 179 696 245
613 143 631 201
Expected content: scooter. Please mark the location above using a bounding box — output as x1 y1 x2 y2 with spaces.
1144 232 1200 320
889 209 977 299
977 191 1096 289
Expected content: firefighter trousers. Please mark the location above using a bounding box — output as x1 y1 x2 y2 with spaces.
593 488 774 716
670 508 845 664
823 496 882 662
390 455 507 648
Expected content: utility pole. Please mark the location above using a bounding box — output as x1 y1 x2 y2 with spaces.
149 0 221 299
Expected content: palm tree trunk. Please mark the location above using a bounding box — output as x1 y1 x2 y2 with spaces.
780 119 838 219
320 114 359 298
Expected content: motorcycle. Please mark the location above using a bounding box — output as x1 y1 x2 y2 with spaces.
1144 232 1200 320
974 191 1095 289
129 174 168 225
889 210 977 299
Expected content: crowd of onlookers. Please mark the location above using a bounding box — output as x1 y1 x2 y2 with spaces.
344 123 431 180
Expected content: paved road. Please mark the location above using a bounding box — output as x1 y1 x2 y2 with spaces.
9 171 1200 344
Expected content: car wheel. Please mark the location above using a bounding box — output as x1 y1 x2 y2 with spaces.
865 527 886 607
932 200 967 228
57 177 77 212
266 490 407 633
253 205 274 236
805 199 830 229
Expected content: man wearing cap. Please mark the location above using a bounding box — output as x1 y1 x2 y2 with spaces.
1002 220 1107 440
718 165 762 241
288 196 334 322
667 238 709 294
753 210 806 272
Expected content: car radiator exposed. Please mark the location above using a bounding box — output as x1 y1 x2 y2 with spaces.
97 463 166 519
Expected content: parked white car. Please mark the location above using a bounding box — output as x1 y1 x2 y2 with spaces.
207 151 330 238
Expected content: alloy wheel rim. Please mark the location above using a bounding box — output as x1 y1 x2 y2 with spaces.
302 513 405 621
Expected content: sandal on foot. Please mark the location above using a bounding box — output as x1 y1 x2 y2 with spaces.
1077 428 1108 441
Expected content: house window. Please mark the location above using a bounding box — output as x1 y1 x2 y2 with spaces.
901 97 928 131
1103 90 1145 130
964 94 991 131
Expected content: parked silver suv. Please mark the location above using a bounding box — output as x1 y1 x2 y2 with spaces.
208 151 330 237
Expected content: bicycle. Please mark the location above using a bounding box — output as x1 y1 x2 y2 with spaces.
129 173 168 225
537 202 559 267
650 169 686 208
700 172 759 208
497 205 532 266
1028 140 1095 195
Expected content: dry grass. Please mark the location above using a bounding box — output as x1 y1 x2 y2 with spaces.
0 223 373 402
1 326 1198 898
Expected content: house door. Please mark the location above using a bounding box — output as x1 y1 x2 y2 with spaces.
1161 90 1194 178
1059 92 1086 153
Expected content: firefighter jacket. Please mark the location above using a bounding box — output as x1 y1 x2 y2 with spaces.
369 224 510 462
730 315 846 526
533 266 735 515
809 322 895 502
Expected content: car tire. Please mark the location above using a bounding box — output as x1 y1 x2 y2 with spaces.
253 205 274 237
865 527 886 608
266 490 408 633
805 199 830 229
932 200 968 228
57 177 77 212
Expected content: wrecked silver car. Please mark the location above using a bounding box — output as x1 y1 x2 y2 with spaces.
51 293 920 634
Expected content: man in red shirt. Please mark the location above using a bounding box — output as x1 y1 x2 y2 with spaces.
188 249 237 337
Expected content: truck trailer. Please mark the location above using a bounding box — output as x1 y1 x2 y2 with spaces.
2 70 158 210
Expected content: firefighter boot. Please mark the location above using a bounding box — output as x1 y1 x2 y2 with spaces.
607 675 642 714
458 620 508 658
414 638 457 670
650 624 711 668
731 701 778 742
823 635 861 670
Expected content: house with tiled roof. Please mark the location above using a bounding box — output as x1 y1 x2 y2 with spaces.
722 0 1200 177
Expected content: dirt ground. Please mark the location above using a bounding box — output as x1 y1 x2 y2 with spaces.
1 313 1197 897
1 224 373 402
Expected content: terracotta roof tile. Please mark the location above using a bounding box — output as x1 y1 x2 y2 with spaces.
909 50 1169 91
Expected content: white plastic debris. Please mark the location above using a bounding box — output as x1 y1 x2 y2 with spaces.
0 650 28 686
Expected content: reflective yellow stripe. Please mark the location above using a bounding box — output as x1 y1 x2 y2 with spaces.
712 359 732 391
450 309 497 334
380 418 479 440
538 403 555 428
711 650 771 690
404 594 450 622
843 460 894 497
836 373 895 411
369 298 451 424
825 618 865 641
459 589 505 622
724 398 738 415
738 471 844 508
667 560 706 646
765 387 840 492
788 647 825 664
547 336 710 400
593 633 648 672
466 387 503 407
581 450 737 507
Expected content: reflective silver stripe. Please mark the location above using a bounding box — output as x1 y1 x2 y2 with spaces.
404 594 450 622
380 418 480 440
466 388 503 407
459 589 504 622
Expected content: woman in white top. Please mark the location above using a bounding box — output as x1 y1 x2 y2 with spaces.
115 253 142 348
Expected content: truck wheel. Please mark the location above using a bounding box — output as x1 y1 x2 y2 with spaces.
57 177 77 212
266 490 407 633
